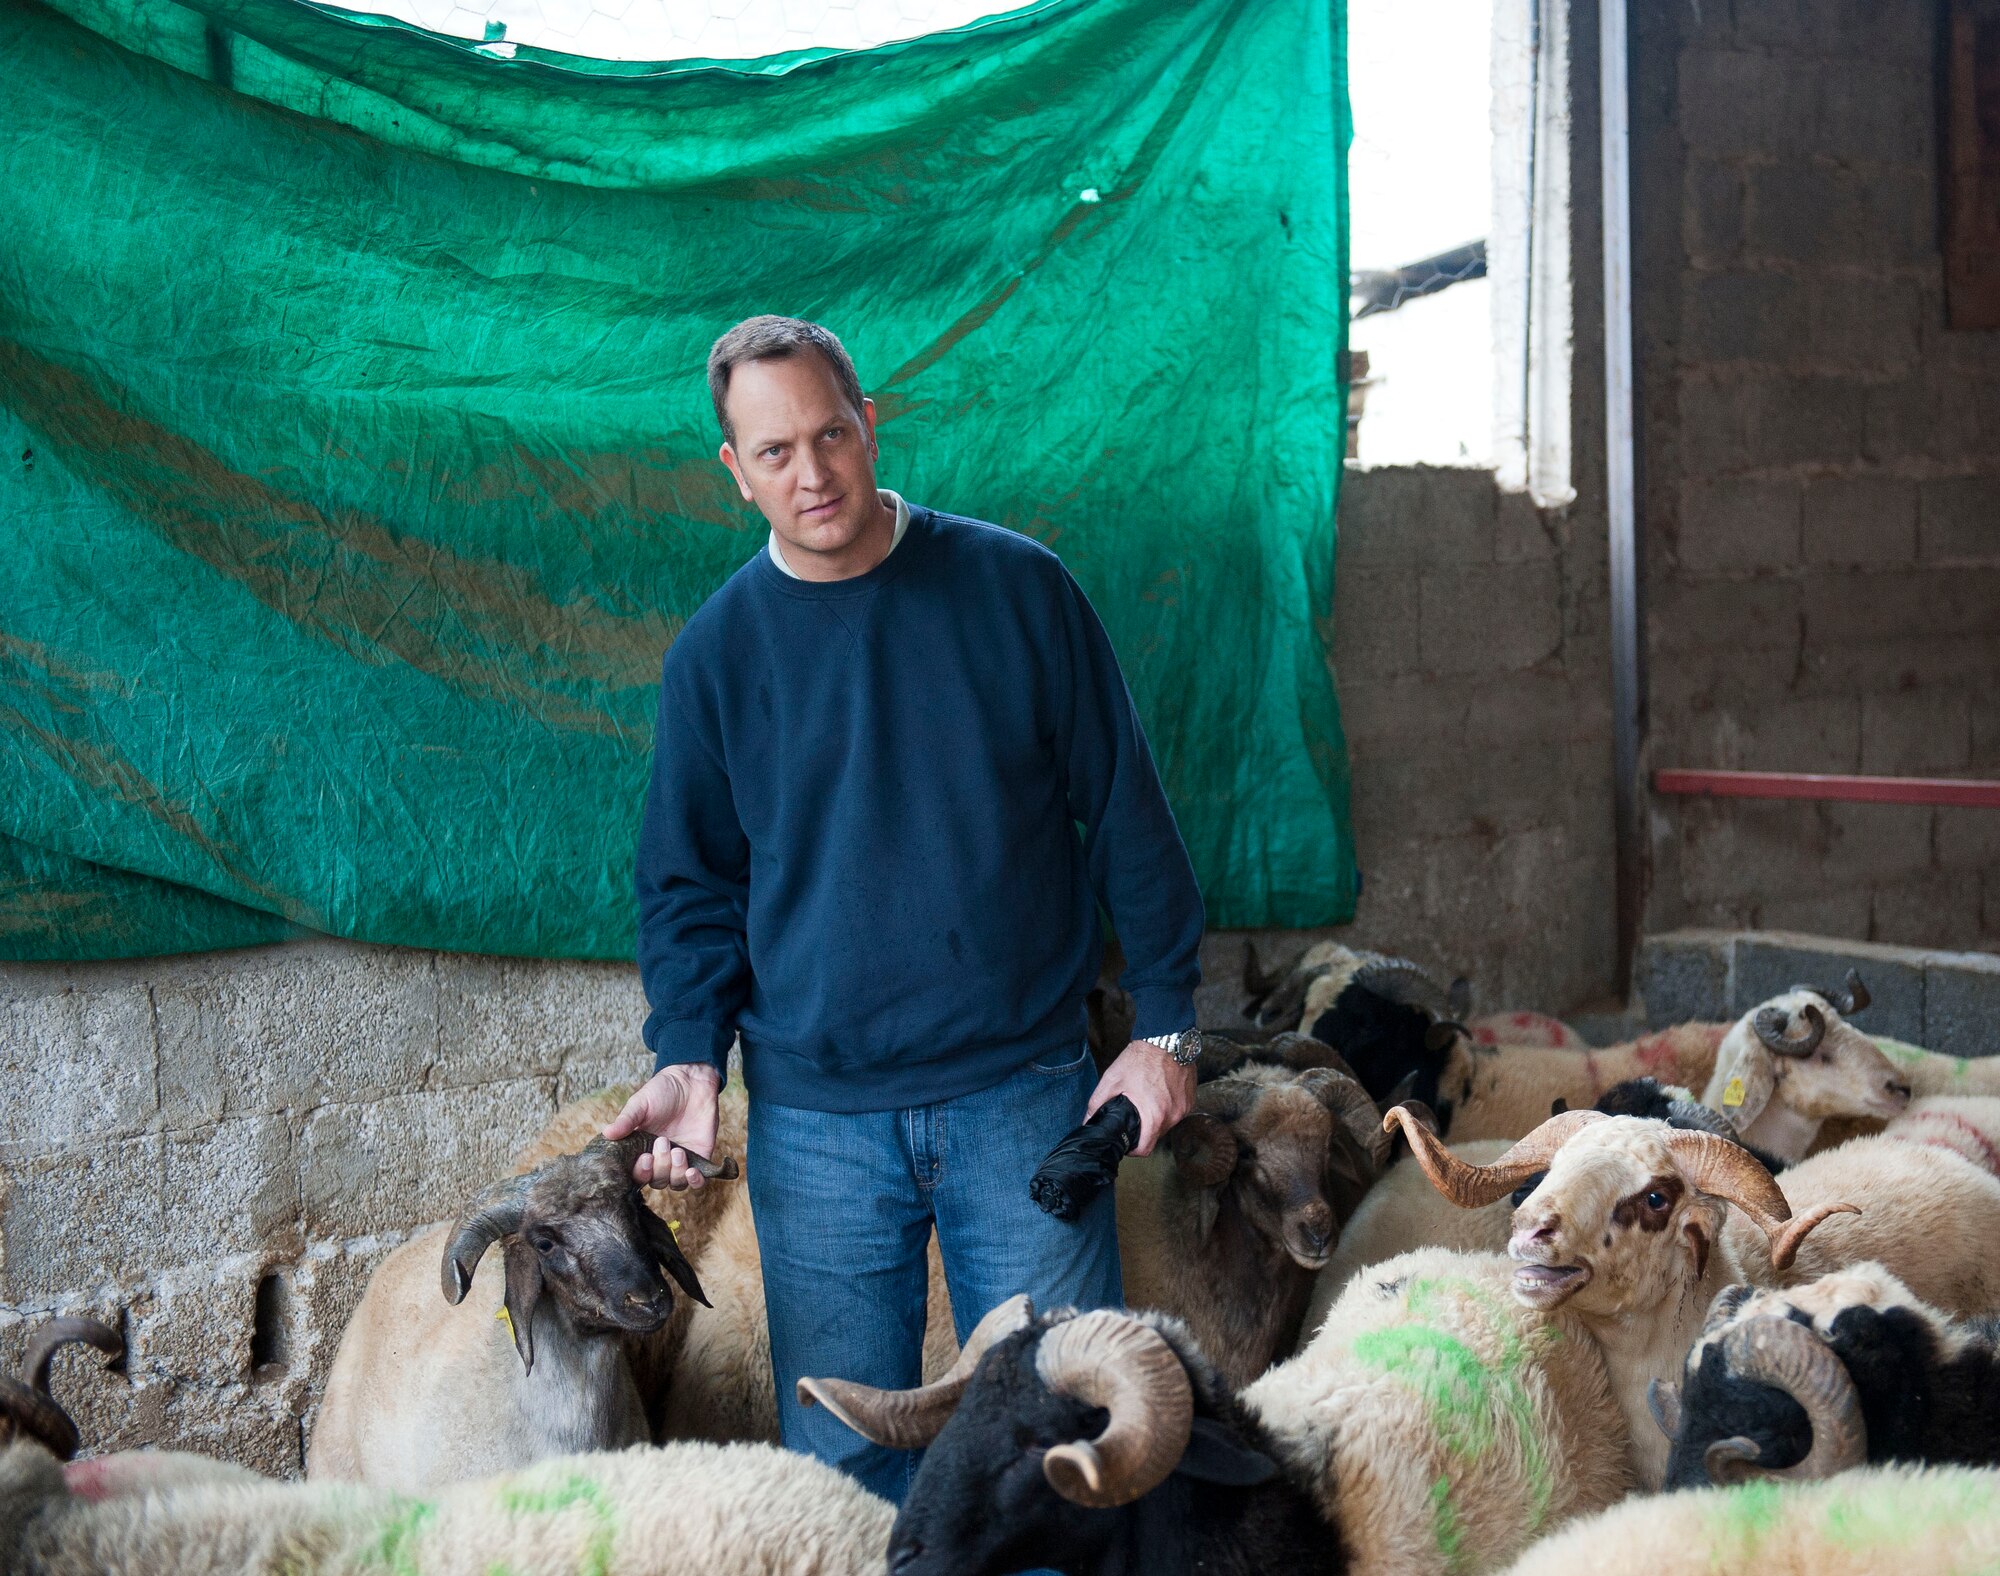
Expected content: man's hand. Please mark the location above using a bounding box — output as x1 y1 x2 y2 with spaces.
1085 1040 1197 1157
604 1063 723 1190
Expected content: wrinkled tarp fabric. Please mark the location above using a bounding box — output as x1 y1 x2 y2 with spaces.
0 0 1354 961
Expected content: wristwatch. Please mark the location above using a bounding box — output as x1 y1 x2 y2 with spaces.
1141 1028 1203 1067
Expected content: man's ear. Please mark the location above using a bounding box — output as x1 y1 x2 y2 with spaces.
1173 1418 1279 1486
501 1238 544 1376
861 394 879 456
717 442 754 503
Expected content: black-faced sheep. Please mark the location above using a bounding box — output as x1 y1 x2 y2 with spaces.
2 1320 894 1576
309 1132 723 1488
804 1261 1628 1576
1655 1262 2000 1489
1493 1463 2000 1576
1390 1107 1855 1487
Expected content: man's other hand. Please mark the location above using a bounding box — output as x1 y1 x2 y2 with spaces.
1085 1041 1197 1157
604 1064 723 1190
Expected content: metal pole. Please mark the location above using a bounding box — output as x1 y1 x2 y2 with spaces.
1601 0 1642 995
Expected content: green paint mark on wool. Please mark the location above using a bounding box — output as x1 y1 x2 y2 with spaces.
364 1498 437 1576
1350 1274 1557 1560
498 1471 619 1576
1429 1473 1469 1575
1823 1471 1999 1552
1874 1038 1929 1069
1707 1479 1783 1557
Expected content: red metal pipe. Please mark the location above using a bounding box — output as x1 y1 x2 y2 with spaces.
1653 769 2000 809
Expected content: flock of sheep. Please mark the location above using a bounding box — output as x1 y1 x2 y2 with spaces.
8 942 2000 1574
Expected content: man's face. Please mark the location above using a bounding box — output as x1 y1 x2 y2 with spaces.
719 351 884 571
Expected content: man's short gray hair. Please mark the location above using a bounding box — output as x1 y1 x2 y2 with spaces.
707 315 867 446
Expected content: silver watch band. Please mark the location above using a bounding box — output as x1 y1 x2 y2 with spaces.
1141 1028 1202 1066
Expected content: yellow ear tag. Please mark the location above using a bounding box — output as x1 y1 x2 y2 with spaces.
669 1219 682 1238
1721 1077 1747 1109
496 1305 515 1339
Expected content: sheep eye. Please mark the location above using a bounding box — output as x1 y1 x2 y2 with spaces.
532 1235 558 1255
1644 1191 1668 1211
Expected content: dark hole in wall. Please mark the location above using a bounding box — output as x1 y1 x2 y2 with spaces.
250 1271 291 1381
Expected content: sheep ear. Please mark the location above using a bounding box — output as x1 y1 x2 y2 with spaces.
643 1210 711 1310
1167 1113 1238 1189
1709 1038 1776 1131
1174 1417 1279 1486
501 1238 543 1376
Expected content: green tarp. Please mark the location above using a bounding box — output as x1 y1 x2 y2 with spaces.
0 0 1354 962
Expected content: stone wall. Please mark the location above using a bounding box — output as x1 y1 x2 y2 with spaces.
0 941 651 1476
1632 0 2000 949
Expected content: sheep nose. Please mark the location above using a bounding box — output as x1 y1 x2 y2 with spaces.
1509 1215 1560 1256
1887 1080 1912 1101
1297 1221 1332 1255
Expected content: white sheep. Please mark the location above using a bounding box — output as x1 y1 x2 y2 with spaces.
1389 1107 1854 1487
1494 1462 2000 1576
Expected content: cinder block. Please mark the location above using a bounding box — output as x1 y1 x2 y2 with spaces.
1331 569 1421 682
1803 476 1918 567
162 1116 301 1263
1650 576 1802 658
1676 477 1802 572
434 956 644 1091
1732 0 1931 63
126 1265 260 1388
1741 374 1869 468
1684 158 1746 263
1918 476 2000 565
1676 372 1756 476
1675 799 1839 907
1755 890 1875 941
1921 952 2000 1058
1636 930 1734 1026
1860 690 1973 775
1744 162 1931 268
1815 66 1931 165
1337 466 1497 570
1494 488 1558 563
152 940 439 1123
1677 51 1817 159
1417 561 1562 674
1683 271 1811 365
1733 932 1926 1041
1937 804 2000 870
0 982 157 1150
299 1078 554 1239
0 1135 165 1300
1973 697 2000 770
292 1236 408 1401
1871 874 1986 954
1865 374 1989 467
1807 275 1923 375
1667 693 1862 774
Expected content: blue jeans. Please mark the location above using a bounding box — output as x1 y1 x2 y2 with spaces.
748 1041 1124 1505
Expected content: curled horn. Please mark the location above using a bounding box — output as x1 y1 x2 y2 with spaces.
1753 1003 1826 1058
797 1294 1034 1450
594 1132 739 1182
1 1317 122 1461
1814 970 1870 1018
1386 1104 1608 1208
441 1174 534 1305
1662 1130 1858 1271
1704 1318 1866 1485
1647 1377 1682 1441
1349 956 1453 1016
1037 1312 1195 1508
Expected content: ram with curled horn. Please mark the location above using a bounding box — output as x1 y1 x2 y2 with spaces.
1384 1102 1860 1488
310 1132 739 1490
1655 1259 2000 1492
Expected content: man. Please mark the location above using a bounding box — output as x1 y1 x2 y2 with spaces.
605 315 1205 1502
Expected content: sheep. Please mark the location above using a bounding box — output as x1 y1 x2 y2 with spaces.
1324 973 1909 1149
1493 1463 2000 1576
1300 1075 1811 1345
1115 1045 1391 1386
1714 1096 2000 1316
309 1131 725 1489
1 1319 895 1576
801 1257 1628 1576
1653 1262 2000 1490
1389 1106 1855 1487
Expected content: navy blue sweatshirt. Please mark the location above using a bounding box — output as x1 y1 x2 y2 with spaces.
634 503 1204 1113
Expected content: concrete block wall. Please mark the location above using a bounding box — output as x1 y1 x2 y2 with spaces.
1324 464 1618 1014
0 941 651 1476
1634 0 2000 949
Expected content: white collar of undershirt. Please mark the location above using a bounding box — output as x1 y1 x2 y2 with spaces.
767 489 908 580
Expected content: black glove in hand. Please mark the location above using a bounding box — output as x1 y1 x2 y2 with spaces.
1029 1095 1142 1222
